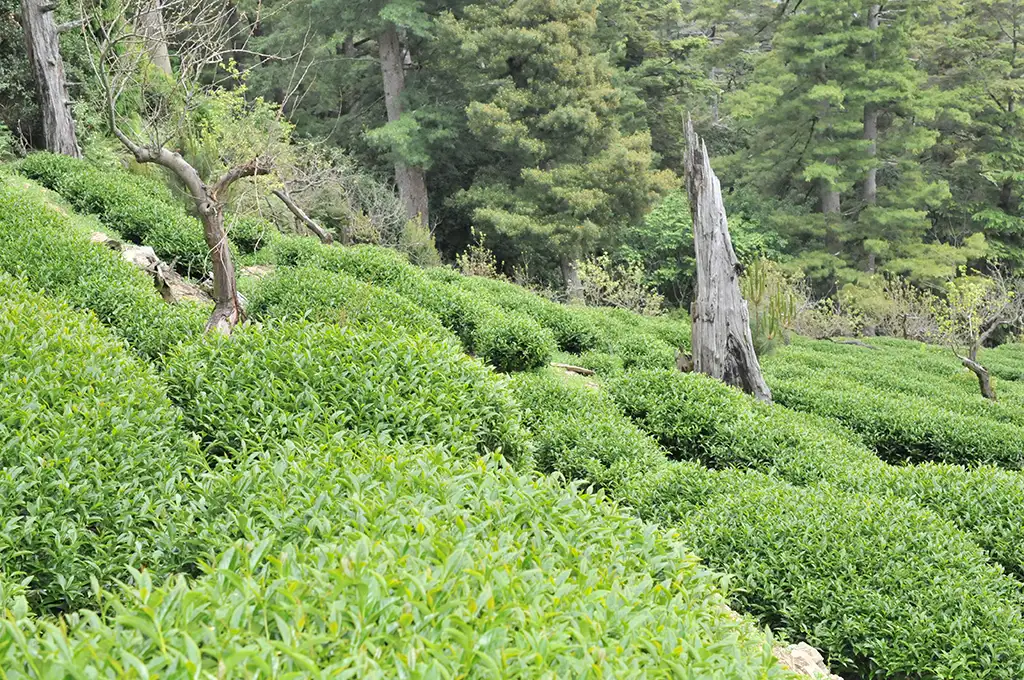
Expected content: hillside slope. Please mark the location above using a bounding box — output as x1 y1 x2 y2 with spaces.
6 159 1024 678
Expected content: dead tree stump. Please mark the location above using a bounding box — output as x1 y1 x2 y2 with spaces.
684 118 772 403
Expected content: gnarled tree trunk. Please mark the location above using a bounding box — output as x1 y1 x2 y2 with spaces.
112 126 266 333
21 0 80 156
684 118 772 403
379 22 429 229
960 353 996 401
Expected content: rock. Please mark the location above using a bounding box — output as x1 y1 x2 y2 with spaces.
121 244 160 270
90 231 122 250
774 642 843 679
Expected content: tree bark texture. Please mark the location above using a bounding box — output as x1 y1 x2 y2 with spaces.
560 255 584 302
684 118 772 403
21 0 80 157
861 4 880 208
379 22 429 229
961 354 996 401
138 0 173 76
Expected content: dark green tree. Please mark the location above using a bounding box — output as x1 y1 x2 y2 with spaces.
446 0 673 298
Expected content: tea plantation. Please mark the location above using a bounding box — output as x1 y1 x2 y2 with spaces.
4 157 1024 678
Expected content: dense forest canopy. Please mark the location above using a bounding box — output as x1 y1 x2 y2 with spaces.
2 0 1023 305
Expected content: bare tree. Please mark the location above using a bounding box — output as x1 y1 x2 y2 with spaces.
21 0 80 156
81 0 293 332
684 117 772 403
932 269 1024 400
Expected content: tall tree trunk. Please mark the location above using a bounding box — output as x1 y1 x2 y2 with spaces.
862 4 880 208
684 118 772 403
379 22 429 229
20 0 79 157
820 172 842 255
820 182 841 215
862 4 880 274
999 178 1018 213
138 0 172 76
560 255 583 302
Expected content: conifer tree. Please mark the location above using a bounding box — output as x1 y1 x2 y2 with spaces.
449 0 673 298
724 0 950 284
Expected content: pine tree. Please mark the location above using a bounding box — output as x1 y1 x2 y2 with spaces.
723 0 951 285
449 0 673 297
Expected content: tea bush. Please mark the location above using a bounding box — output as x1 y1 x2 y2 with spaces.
260 237 555 370
0 439 791 679
681 480 1024 679
453 275 601 353
226 215 279 254
982 342 1024 381
17 153 212 277
0 178 205 358
574 349 626 375
763 344 1024 467
246 265 452 341
163 320 526 458
474 309 557 372
510 371 668 491
514 370 1024 679
0 274 203 612
607 368 1024 578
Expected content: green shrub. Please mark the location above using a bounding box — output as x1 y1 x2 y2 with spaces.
475 309 556 372
262 237 553 370
0 274 203 612
163 320 526 458
677 478 1024 679
226 215 279 254
246 265 452 341
767 364 1024 467
762 339 1024 467
1 439 790 679
454 275 601 353
574 350 625 375
18 152 213 277
510 371 667 491
0 178 206 358
982 342 1024 381
263 237 486 346
511 368 1024 679
607 368 1024 579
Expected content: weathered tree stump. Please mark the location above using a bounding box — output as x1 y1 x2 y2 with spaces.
684 118 772 403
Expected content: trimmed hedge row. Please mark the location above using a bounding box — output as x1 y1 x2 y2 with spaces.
765 361 1024 468
511 370 1024 679
982 342 1024 381
767 340 1024 425
1 438 791 678
606 368 1024 578
245 265 454 341
0 274 203 612
260 238 556 371
0 178 206 359
17 153 213 277
163 320 527 459
448 274 601 354
227 215 280 255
